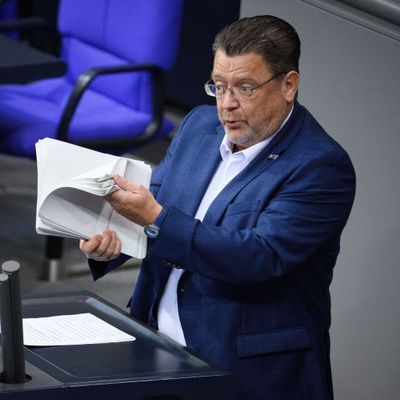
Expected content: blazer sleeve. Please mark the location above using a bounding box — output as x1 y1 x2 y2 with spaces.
87 108 201 280
146 147 356 286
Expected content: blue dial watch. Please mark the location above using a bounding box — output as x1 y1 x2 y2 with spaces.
143 207 166 239
143 223 160 238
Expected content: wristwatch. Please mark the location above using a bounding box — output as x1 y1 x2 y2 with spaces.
143 207 167 239
143 223 160 239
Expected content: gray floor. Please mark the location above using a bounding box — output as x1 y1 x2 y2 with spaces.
0 107 185 312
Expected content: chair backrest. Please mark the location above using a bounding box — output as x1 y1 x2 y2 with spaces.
57 0 183 112
0 0 18 39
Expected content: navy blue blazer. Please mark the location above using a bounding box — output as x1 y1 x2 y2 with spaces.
91 102 356 400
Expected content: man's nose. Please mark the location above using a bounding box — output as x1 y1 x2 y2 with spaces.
220 90 240 109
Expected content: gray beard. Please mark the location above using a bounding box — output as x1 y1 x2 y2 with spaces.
223 120 271 149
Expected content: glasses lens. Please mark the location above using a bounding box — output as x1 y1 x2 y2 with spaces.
204 82 217 97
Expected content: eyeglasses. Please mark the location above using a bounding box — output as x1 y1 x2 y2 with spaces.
204 71 286 100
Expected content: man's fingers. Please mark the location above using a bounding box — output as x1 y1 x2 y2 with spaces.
79 231 120 261
95 230 112 252
113 175 142 193
96 230 119 260
80 234 102 255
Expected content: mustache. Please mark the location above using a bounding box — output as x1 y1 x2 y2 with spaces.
220 114 243 123
220 109 248 123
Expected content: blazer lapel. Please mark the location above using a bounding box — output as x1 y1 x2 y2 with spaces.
202 103 306 226
175 125 224 217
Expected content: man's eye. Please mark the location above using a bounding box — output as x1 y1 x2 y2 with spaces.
215 86 225 94
238 87 253 95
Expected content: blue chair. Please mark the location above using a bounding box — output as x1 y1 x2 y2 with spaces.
0 0 183 156
0 0 18 40
0 0 183 279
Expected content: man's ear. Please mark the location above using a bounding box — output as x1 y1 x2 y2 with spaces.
282 71 300 102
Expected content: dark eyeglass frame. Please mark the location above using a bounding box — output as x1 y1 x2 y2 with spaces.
204 71 287 99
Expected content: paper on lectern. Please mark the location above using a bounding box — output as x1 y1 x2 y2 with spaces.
35 138 152 259
22 313 136 346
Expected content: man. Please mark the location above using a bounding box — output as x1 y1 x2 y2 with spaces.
80 15 356 400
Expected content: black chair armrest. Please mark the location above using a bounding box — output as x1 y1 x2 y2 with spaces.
57 64 165 150
0 17 59 55
0 17 56 33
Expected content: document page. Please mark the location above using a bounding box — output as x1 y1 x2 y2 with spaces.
35 138 152 259
22 313 136 346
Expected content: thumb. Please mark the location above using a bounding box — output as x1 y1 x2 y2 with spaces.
113 175 140 192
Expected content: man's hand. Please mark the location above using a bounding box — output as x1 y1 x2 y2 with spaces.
106 175 162 226
80 230 121 262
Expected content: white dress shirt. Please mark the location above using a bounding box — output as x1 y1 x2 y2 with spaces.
157 109 293 345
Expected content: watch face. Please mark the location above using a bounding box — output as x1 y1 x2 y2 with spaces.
144 224 159 238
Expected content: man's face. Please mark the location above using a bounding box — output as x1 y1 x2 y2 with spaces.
212 50 298 150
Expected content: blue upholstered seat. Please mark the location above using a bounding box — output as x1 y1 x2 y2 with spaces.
0 0 183 157
0 0 183 280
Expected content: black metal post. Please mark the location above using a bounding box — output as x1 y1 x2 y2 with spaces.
0 260 26 383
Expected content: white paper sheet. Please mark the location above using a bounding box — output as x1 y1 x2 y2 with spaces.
35 138 152 259
22 313 136 346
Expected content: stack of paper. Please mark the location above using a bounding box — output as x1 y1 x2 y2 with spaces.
35 138 152 259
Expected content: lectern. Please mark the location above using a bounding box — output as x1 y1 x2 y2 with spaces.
0 290 238 399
